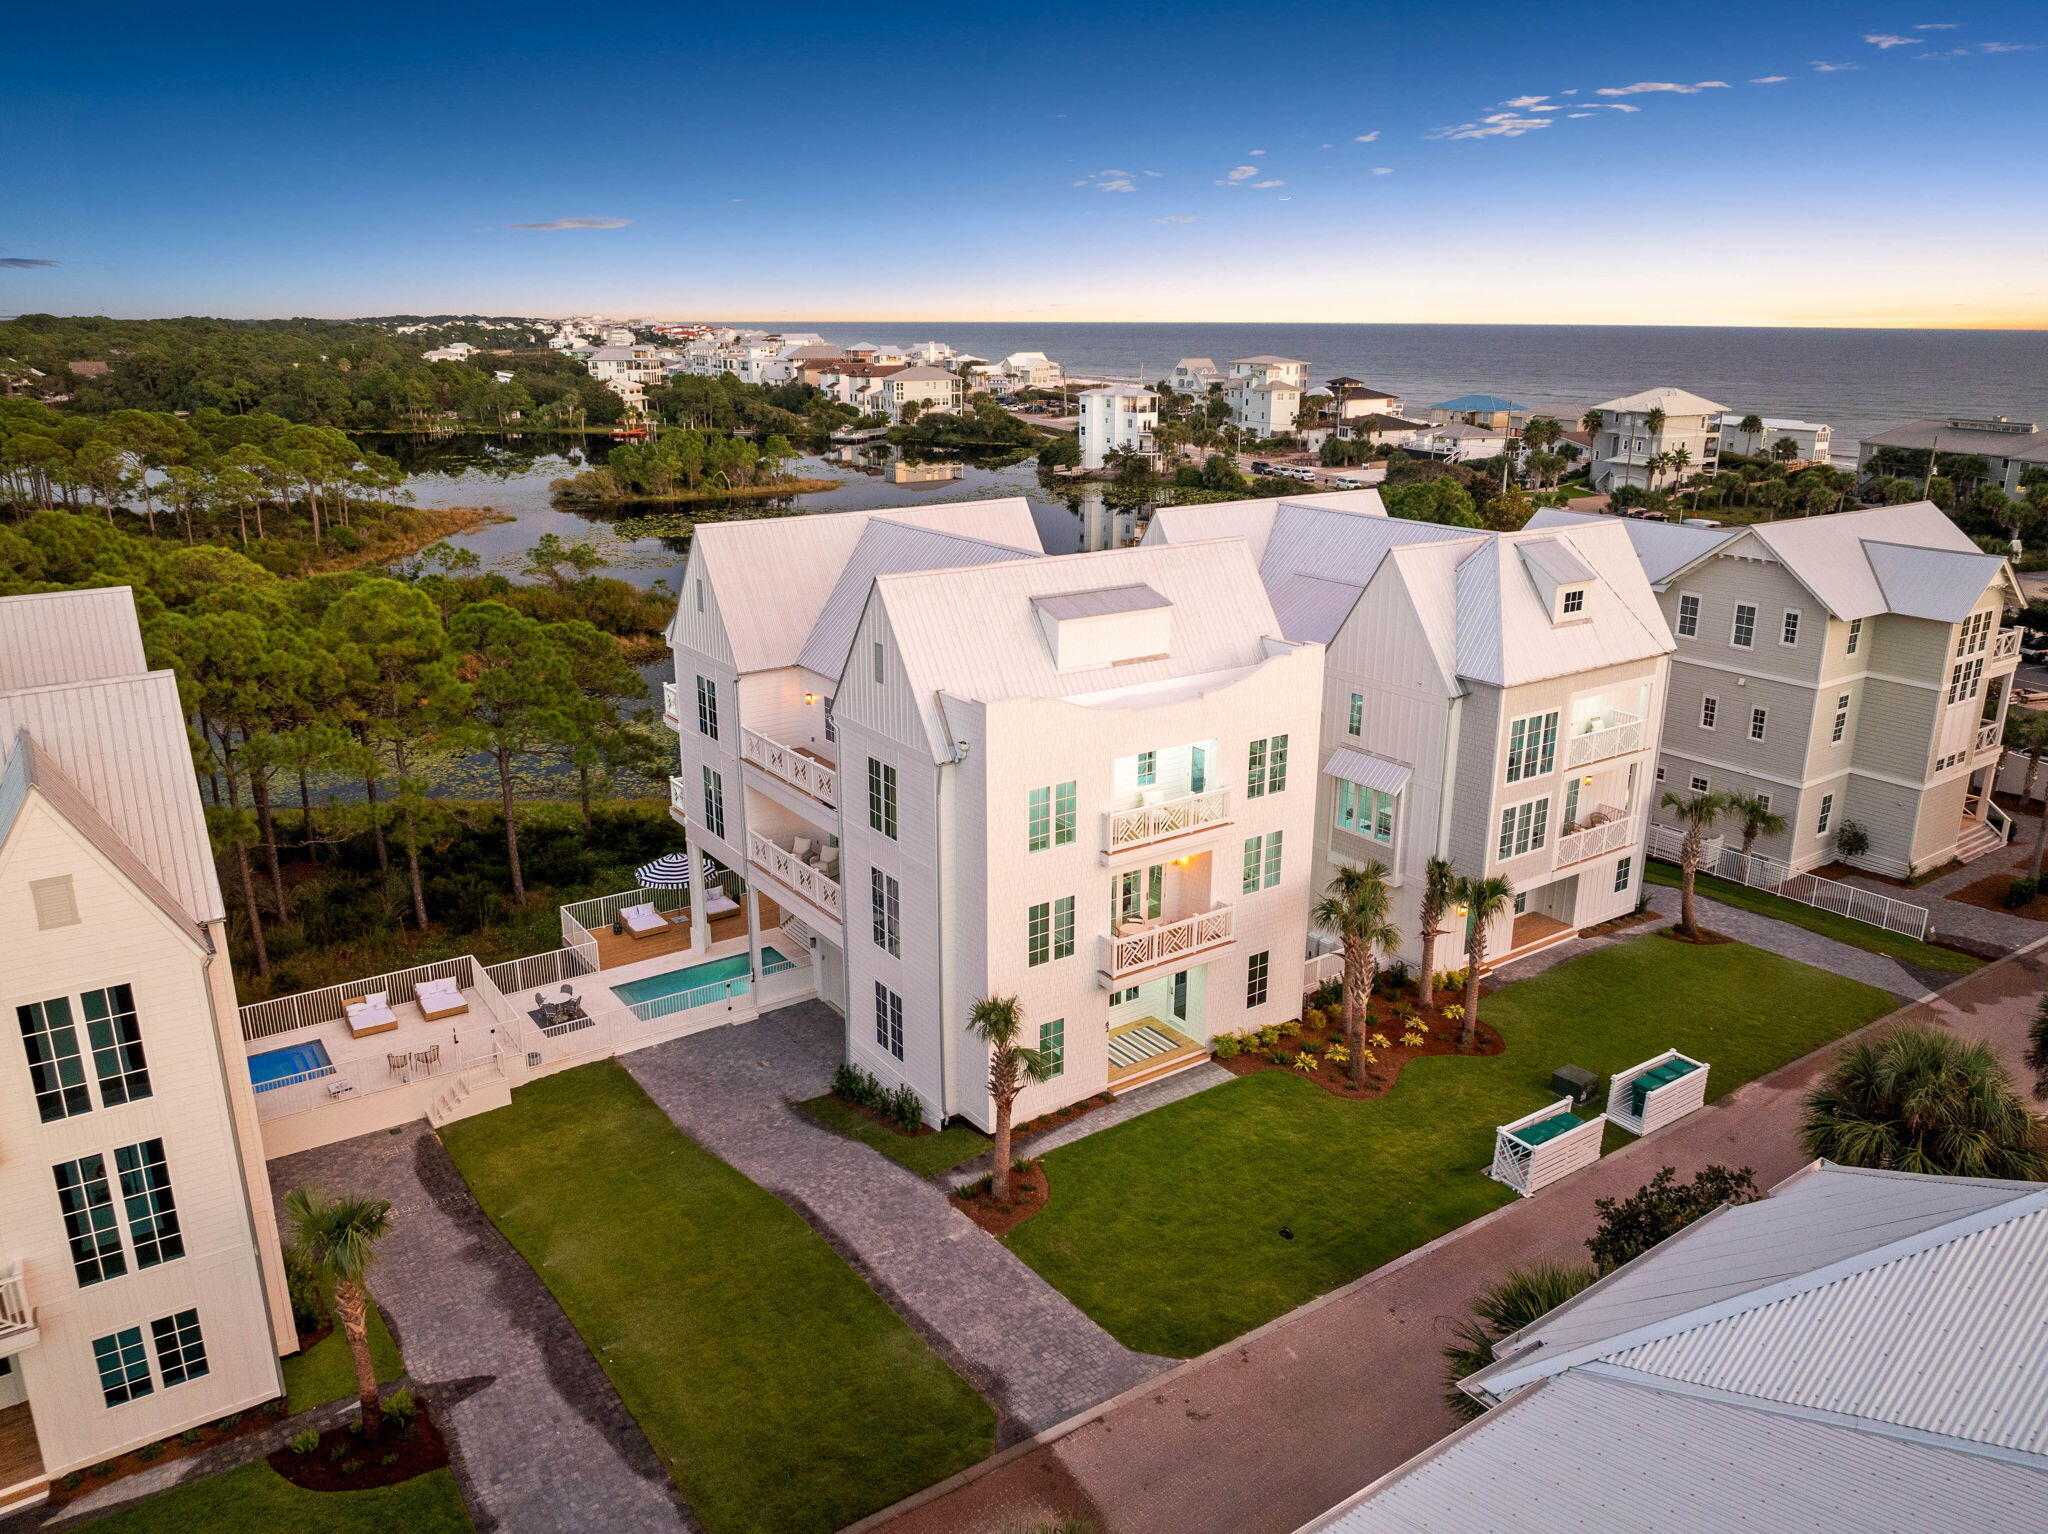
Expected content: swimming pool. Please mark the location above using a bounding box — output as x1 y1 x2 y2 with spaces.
248 1039 335 1092
611 947 789 1009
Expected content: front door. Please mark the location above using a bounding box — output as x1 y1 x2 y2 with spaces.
1190 747 1208 793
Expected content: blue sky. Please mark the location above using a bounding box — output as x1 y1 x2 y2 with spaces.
5 1 2045 325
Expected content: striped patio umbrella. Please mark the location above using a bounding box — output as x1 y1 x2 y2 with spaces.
633 852 695 888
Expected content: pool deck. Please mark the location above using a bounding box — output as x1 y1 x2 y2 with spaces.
588 927 795 996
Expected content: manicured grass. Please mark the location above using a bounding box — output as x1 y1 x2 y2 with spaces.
1006 939 1897 1358
280 1301 404 1414
793 1094 993 1177
440 1062 994 1534
1644 859 1982 975
77 1462 469 1533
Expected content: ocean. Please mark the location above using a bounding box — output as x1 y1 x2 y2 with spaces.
716 321 2048 446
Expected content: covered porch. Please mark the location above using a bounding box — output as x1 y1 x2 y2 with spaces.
1107 1018 1207 1093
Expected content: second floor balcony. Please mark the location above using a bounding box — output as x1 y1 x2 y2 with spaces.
0 1264 34 1357
1993 628 2022 664
1564 709 1646 769
661 680 679 728
746 828 842 921
1099 903 1235 983
741 727 837 809
1103 787 1231 857
1976 719 2003 756
1556 806 1640 868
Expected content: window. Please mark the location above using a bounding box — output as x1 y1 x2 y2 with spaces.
1731 604 1756 648
1028 898 1076 965
700 766 725 838
1817 793 1835 835
1039 1018 1065 1078
92 1327 152 1407
1496 798 1550 860
1506 712 1559 782
1700 696 1718 730
1247 735 1289 797
870 869 900 956
872 639 886 684
115 1139 182 1269
1348 694 1363 736
1561 587 1585 615
1948 657 1984 706
823 694 837 743
1656 764 1667 781
1053 896 1075 959
55 1154 126 1285
1247 951 1270 1008
1614 856 1633 894
1136 751 1156 786
867 759 898 838
151 1310 208 1387
1334 781 1396 844
694 578 704 613
1956 609 1993 657
1756 793 1772 812
694 676 718 739
19 997 91 1122
84 986 148 1107
1749 707 1768 741
1676 593 1700 638
1832 693 1851 743
1690 775 1710 793
1110 985 1140 1006
873 983 903 1059
1846 617 1862 655
1242 831 1284 891
1781 610 1801 647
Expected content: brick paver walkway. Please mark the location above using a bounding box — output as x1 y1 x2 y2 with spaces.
624 1003 1168 1440
854 943 2046 1534
272 1126 694 1534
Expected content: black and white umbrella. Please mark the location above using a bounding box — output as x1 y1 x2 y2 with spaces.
634 853 695 888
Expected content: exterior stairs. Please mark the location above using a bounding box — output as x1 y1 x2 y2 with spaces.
1955 817 2008 865
428 1071 511 1128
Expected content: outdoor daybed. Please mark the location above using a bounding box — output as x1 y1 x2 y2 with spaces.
416 975 468 1020
621 902 669 938
343 991 398 1038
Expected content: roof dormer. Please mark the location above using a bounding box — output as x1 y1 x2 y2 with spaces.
1518 538 1597 624
1032 585 1174 670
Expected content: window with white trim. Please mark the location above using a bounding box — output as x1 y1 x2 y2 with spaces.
1956 609 1993 657
1039 1018 1064 1078
700 766 726 838
1749 707 1768 741
1846 617 1862 654
1136 751 1156 786
1731 604 1756 648
1948 657 1984 706
1347 694 1363 736
1780 610 1801 647
1676 593 1700 638
18 998 91 1122
1027 898 1075 964
55 1154 124 1285
1242 831 1284 891
695 676 718 739
1700 696 1718 730
84 986 149 1106
1027 782 1077 851
1690 775 1709 793
151 1310 208 1388
92 1326 151 1407
1247 951 1270 1007
873 983 903 1059
1832 693 1850 743
1334 781 1396 844
870 869 900 956
1817 793 1834 834
1496 798 1550 860
867 759 898 838
1505 712 1558 782
115 1139 182 1269
1614 856 1633 893
1561 587 1585 615
1247 735 1289 797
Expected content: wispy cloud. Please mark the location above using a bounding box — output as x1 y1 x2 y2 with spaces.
1750 74 1788 83
1246 179 1285 188
0 256 59 268
1920 40 2038 56
1502 94 1550 108
1247 149 1265 156
1154 215 1196 224
1863 33 1915 47
1566 112 1597 118
1810 60 1858 71
1353 131 1380 142
1221 165 1259 181
1371 166 1393 175
1604 103 1642 113
1073 168 1138 191
1432 111 1554 140
1915 21 1960 28
505 216 631 230
1595 79 1729 95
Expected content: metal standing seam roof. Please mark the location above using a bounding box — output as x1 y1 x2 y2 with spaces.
1451 524 1672 688
1515 537 1595 587
1323 747 1411 793
0 587 149 691
1697 502 2008 621
1141 488 1388 565
1430 393 1528 413
1268 574 1365 645
1860 540 2012 623
1524 507 1736 586
1592 385 1729 416
1030 584 1172 620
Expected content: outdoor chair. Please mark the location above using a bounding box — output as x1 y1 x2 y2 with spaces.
413 1044 441 1071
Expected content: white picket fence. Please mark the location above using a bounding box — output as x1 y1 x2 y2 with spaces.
1646 825 1930 940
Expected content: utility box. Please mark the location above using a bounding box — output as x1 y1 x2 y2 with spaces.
1550 1064 1600 1106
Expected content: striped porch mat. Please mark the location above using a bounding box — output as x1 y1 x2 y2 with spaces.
1108 1025 1185 1070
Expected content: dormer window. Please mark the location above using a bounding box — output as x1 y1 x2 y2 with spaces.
1561 588 1586 616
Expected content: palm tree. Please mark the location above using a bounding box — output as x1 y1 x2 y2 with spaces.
1579 408 1604 437
1801 1024 2047 1179
1728 792 1786 862
1417 857 1458 1010
283 1188 394 1434
1736 412 1764 454
1661 788 1729 939
1441 1262 1597 1418
1312 863 1401 1086
968 995 1056 1203
1454 874 1515 1051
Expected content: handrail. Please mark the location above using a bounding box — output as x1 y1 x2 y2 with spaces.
0 1264 32 1337
740 727 837 807
1104 788 1230 852
1993 628 2021 661
1102 904 1234 978
747 829 842 918
661 680 679 725
1556 810 1638 868
1564 713 1646 769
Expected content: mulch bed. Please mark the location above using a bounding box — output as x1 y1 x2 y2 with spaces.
1580 907 1659 939
1812 859 1962 890
831 1094 946 1140
269 1402 448 1492
950 1160 1050 1236
1015 1092 1115 1141
1951 872 2048 922
1659 924 1734 946
50 1400 291 1501
1217 995 1504 1101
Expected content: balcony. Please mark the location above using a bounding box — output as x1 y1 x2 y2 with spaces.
1992 629 2022 663
740 727 837 808
1099 904 1234 983
661 681 679 729
1103 788 1231 857
668 775 689 823
0 1266 34 1356
746 828 842 920
1556 808 1640 868
1564 710 1646 769
1976 720 2003 756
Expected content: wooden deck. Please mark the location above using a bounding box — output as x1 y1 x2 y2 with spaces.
1107 1017 1206 1091
1486 912 1576 971
0 1404 43 1498
584 897 781 971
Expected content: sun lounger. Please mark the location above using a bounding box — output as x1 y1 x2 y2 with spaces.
415 975 468 1020
621 902 668 938
704 891 741 919
344 992 398 1037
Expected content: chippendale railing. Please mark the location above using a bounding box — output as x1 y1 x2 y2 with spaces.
1564 711 1645 769
1104 788 1230 853
1100 904 1234 980
746 829 842 919
1555 809 1639 868
741 727 837 807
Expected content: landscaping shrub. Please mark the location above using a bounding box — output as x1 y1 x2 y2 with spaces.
1833 819 1872 860
383 1387 418 1438
1586 1165 1760 1273
1377 959 1413 994
1442 1263 1598 1417
1211 1033 1241 1060
1434 967 1468 995
290 1430 321 1455
886 1082 925 1133
2005 877 2039 909
1308 980 1342 1012
2028 995 2048 1096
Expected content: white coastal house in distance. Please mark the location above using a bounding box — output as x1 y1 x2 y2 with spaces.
420 341 476 362
1588 386 1726 491
996 351 1063 390
1721 414 1834 463
1410 421 1508 462
1167 357 1223 394
1857 415 2048 494
666 500 1323 1127
1078 386 1158 470
873 365 964 422
1300 1163 2048 1534
1149 492 1669 975
0 589 295 1512
1224 356 1310 437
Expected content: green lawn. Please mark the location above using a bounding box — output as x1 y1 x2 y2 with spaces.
280 1301 404 1414
78 1463 468 1533
440 1062 994 1534
793 1094 992 1177
1644 859 1982 975
1006 938 1897 1358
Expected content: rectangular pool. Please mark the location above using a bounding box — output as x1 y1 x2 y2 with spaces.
248 1039 335 1092
612 947 789 1009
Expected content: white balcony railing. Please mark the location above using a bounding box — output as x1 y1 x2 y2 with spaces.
0 1265 32 1342
1100 904 1235 980
1564 711 1646 769
740 727 837 807
746 829 842 919
1556 809 1640 868
661 680 680 728
1976 720 2003 754
1993 629 2021 661
1104 788 1230 853
669 774 690 821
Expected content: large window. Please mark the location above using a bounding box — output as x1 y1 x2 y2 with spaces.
874 983 903 1059
115 1139 182 1270
1334 781 1396 844
1676 593 1700 638
1817 793 1835 835
1117 866 1162 923
1781 610 1801 647
1956 609 1993 657
1700 696 1718 730
870 870 900 956
1731 603 1757 649
1039 1018 1064 1078
84 986 149 1107
1247 951 1270 1008
1832 693 1851 743
695 675 719 740
151 1310 208 1388
55 1154 126 1285
1506 712 1558 782
1497 798 1551 860
1347 694 1363 736
1247 735 1289 797
92 1326 152 1407
1027 781 1077 851
1027 897 1076 965
868 759 898 838
700 766 726 838
18 997 92 1122
1242 831 1284 892
1749 707 1768 741
1948 657 1985 706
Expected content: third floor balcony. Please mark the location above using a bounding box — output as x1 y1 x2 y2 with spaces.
741 727 837 809
1103 787 1231 858
1563 708 1647 769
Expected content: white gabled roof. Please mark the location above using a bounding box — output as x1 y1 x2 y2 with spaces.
1593 385 1729 416
1143 488 1387 564
1269 574 1366 644
0 587 149 691
1525 507 1736 585
1452 525 1671 687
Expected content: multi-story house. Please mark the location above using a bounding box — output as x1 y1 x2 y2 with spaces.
1166 357 1223 395
1320 380 1405 420
1587 386 1725 492
996 351 1063 389
1721 415 1834 464
874 365 964 422
0 589 293 1513
1422 394 1530 432
1149 492 1671 975
666 505 1324 1125
1858 415 2048 495
1530 502 2023 876
1077 386 1158 470
1224 356 1309 437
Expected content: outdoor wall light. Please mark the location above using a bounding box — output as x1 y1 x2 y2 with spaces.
804 692 817 704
